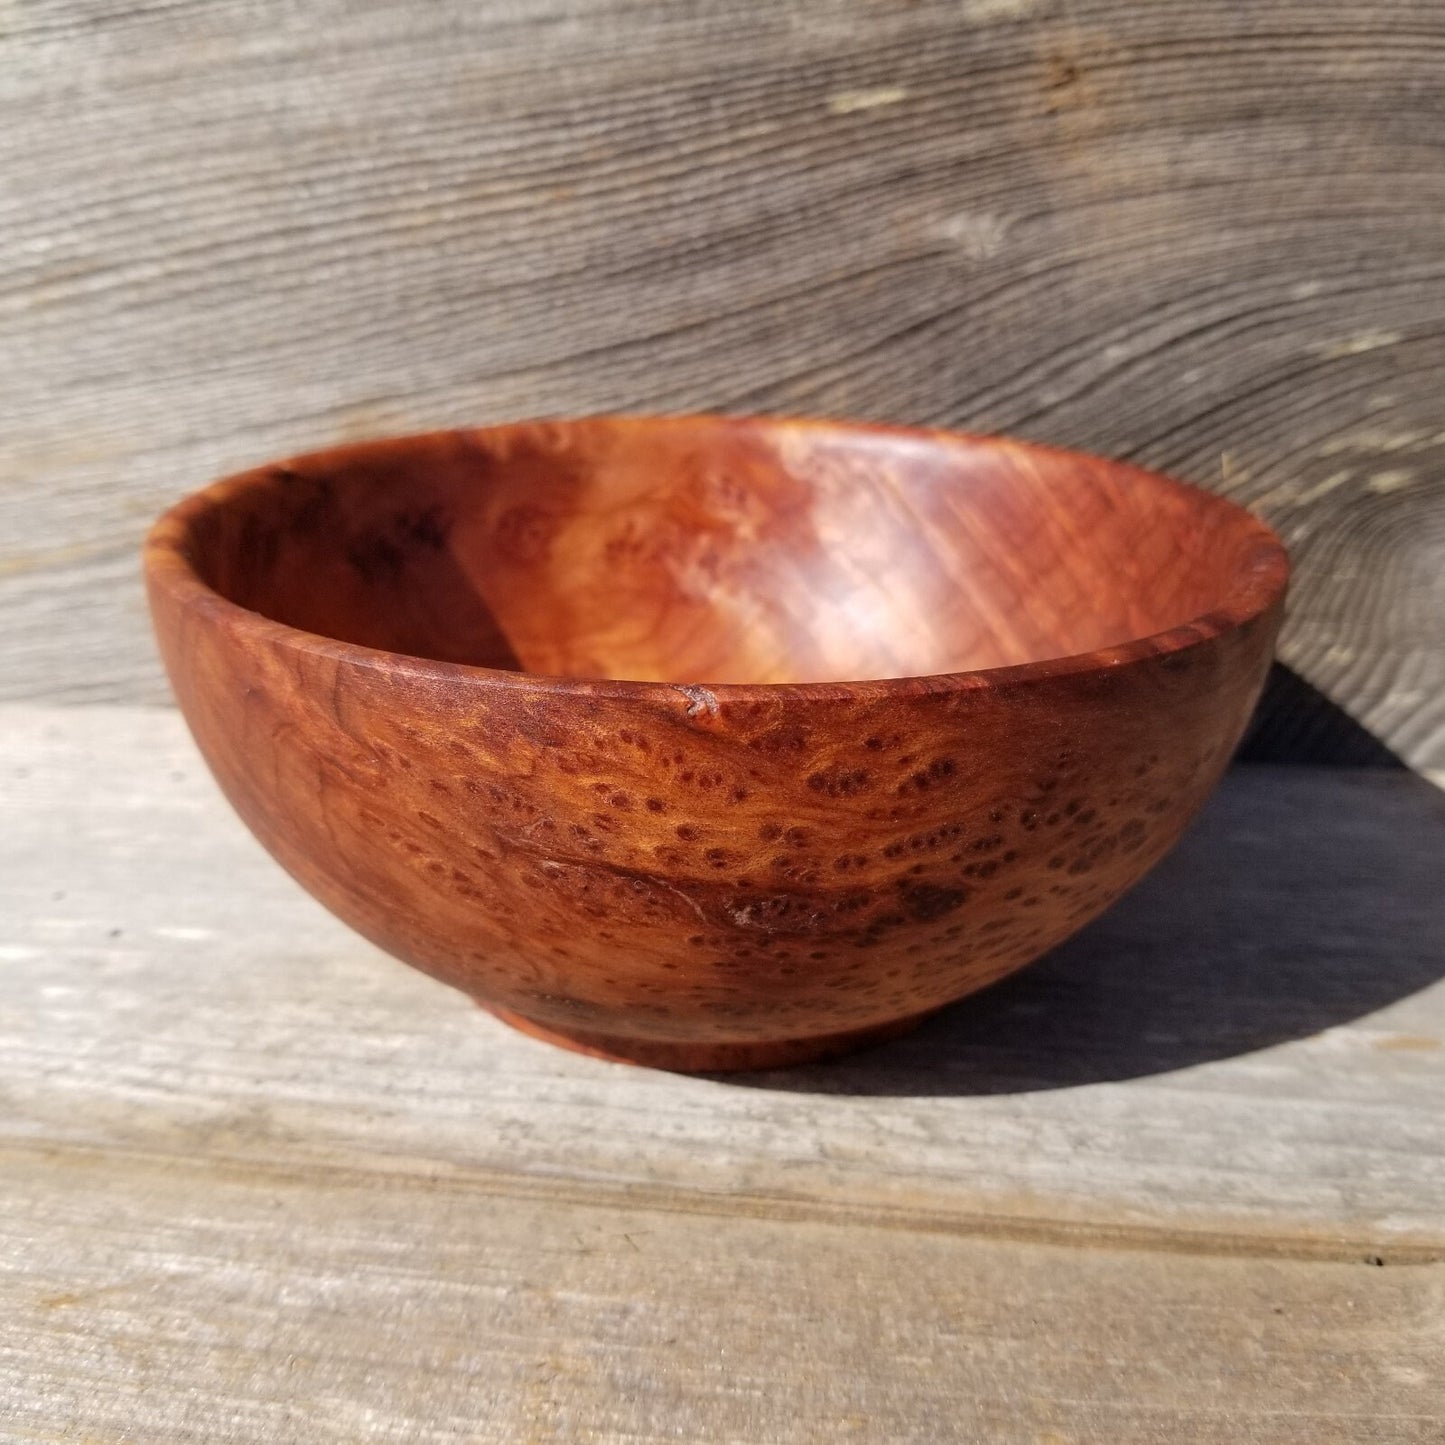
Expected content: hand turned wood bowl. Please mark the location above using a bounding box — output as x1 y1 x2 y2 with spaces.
145 415 1288 1071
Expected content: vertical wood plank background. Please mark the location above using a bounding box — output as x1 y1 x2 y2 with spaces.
2 0 1442 768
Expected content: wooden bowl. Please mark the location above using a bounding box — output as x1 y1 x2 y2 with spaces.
145 415 1288 1071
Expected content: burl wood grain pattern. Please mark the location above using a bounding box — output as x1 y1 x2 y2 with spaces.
145 416 1287 1069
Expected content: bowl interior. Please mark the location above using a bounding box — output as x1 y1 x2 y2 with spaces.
180 416 1280 685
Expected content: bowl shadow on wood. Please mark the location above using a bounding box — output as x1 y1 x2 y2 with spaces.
722 727 1443 1097
1238 661 1408 768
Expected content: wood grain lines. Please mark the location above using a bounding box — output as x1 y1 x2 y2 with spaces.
1 0 1443 770
3 706 1445 1444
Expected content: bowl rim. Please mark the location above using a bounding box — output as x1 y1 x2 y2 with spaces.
143 412 1291 704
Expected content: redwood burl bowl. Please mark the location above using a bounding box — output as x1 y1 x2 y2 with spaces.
144 415 1288 1071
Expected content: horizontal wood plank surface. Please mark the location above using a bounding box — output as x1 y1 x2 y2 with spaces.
3 705 1444 1439
6 1146 1444 1445
3 705 1443 1248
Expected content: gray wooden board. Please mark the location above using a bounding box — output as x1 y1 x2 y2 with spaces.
3 705 1445 1439
2 1 1444 770
4 1146 1444 1445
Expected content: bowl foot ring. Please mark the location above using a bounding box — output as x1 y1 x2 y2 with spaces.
475 1002 938 1073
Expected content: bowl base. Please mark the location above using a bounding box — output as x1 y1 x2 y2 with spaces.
477 1002 937 1072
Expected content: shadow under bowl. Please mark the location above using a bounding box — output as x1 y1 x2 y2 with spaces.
144 414 1288 1070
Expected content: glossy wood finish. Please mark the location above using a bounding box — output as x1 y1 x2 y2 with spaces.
145 416 1287 1069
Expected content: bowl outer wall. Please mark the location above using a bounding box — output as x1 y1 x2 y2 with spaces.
143 421 1289 1063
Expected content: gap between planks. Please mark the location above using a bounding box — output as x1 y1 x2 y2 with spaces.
7 1138 1440 1269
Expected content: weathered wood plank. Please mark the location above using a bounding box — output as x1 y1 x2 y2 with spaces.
5 1143 1443 1445
4 706 1444 1437
2 705 1443 1252
1 2 1444 768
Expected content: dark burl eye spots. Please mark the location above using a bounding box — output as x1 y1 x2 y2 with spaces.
899 882 967 923
389 696 1198 1054
896 757 958 796
806 767 872 798
493 503 556 564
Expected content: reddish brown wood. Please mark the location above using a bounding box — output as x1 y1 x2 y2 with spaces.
144 415 1288 1070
